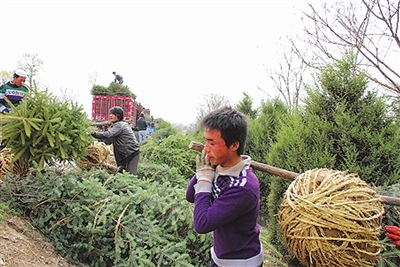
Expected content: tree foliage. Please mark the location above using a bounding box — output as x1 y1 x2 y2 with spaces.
236 92 258 119
307 52 400 185
148 123 178 140
0 70 12 84
263 36 309 111
0 166 212 267
17 53 44 89
245 98 289 224
91 83 136 99
195 94 230 125
298 0 399 108
258 53 400 266
140 134 199 178
1 88 93 172
267 52 400 186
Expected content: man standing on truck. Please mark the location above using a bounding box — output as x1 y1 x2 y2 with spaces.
136 112 148 143
112 71 124 84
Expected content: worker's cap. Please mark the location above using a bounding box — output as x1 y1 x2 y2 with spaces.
14 70 27 78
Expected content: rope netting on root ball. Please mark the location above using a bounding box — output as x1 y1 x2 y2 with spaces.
278 168 384 267
80 142 118 173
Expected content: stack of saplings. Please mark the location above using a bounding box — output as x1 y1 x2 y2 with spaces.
0 165 212 266
90 83 136 99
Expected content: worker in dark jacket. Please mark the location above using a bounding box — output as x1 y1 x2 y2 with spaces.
136 112 148 143
91 106 140 174
112 71 124 84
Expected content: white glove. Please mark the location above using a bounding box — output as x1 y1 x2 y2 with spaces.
196 149 215 183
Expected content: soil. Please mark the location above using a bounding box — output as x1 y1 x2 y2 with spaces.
0 215 81 267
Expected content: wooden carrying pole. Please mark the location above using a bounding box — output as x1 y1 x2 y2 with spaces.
189 141 400 207
92 120 133 127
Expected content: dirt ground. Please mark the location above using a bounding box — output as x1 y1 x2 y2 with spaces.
0 215 81 267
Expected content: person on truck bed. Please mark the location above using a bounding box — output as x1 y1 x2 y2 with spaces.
91 106 140 175
112 71 124 84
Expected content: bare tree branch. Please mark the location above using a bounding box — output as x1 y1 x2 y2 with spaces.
195 94 231 124
263 36 309 111
297 1 399 97
17 53 44 89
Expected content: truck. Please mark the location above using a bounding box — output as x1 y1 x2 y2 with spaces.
91 95 149 128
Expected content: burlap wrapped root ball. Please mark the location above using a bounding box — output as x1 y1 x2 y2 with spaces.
80 142 117 173
0 148 29 179
278 168 384 267
0 148 12 180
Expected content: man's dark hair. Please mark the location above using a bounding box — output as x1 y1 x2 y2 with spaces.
109 106 124 121
201 106 248 155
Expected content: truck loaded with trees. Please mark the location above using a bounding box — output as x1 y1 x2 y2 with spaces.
90 82 150 129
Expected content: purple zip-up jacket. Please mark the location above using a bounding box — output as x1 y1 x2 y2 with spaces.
186 156 263 266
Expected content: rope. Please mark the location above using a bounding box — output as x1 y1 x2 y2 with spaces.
0 148 13 180
80 142 117 173
278 168 384 267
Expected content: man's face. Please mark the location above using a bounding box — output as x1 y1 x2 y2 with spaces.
13 76 26 87
109 113 119 122
203 128 239 167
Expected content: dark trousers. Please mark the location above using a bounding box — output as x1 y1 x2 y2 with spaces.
125 152 140 175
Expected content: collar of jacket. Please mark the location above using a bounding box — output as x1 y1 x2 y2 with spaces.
215 155 252 177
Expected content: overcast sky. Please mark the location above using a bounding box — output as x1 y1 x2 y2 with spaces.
0 0 310 125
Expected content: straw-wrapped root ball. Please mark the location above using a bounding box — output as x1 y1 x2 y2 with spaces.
278 168 384 267
80 142 117 173
0 148 28 179
0 148 13 180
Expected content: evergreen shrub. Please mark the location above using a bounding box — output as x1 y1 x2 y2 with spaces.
149 126 177 140
245 98 289 225
248 53 400 266
140 134 198 178
91 83 136 99
1 88 92 172
0 166 212 267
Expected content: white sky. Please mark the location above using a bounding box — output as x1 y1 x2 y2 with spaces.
0 0 309 125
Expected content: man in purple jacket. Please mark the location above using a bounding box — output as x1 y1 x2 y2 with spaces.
186 106 263 267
